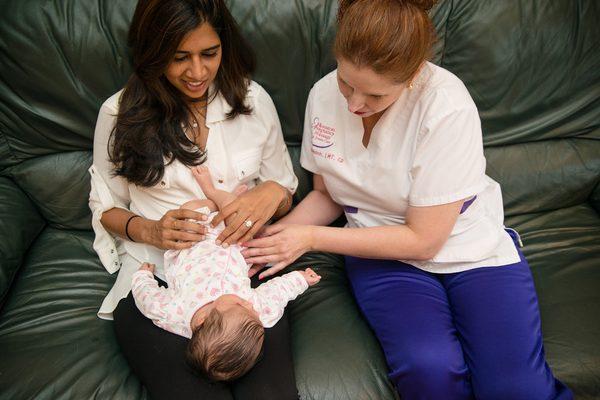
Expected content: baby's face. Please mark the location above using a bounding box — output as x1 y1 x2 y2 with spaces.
191 294 259 330
214 294 258 319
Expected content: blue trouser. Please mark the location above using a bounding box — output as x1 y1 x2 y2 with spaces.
345 233 572 400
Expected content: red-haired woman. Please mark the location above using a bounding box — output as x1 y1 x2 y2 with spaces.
243 0 572 398
89 0 298 398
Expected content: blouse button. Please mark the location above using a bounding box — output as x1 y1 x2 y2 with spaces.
218 179 223 184
241 170 245 176
160 181 166 187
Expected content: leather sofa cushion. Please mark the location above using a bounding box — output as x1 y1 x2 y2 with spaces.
0 227 141 399
4 152 92 230
0 177 45 307
506 204 600 398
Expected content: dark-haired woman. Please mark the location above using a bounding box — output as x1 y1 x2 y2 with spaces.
88 0 297 398
242 0 572 399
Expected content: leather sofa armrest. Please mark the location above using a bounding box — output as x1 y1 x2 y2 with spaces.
0 177 45 307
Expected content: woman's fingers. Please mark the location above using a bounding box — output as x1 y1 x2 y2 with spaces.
174 219 207 235
241 244 278 258
244 255 280 265
171 230 205 243
210 201 239 227
243 234 277 249
258 261 288 280
168 208 207 222
149 207 211 249
236 218 267 244
216 210 252 245
247 263 266 278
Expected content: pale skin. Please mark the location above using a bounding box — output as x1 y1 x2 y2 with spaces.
99 22 292 250
241 58 467 279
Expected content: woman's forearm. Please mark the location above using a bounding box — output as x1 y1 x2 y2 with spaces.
310 225 435 261
308 201 463 260
278 189 343 226
100 207 152 243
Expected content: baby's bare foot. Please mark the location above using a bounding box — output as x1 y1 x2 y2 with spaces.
192 165 216 194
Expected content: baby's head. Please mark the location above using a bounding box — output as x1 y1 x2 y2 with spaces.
186 295 264 381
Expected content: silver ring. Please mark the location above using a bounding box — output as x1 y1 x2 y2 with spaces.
244 220 253 228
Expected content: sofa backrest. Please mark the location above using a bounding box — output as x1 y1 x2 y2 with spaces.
433 0 600 216
0 0 598 229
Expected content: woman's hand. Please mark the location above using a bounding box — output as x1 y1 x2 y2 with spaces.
141 209 208 250
241 224 314 280
211 181 288 246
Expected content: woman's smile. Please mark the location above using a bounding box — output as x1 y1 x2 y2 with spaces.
183 79 208 93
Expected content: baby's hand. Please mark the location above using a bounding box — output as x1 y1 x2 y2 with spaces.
300 268 321 286
139 263 155 273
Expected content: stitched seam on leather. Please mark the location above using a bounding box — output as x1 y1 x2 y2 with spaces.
0 121 18 172
439 0 454 67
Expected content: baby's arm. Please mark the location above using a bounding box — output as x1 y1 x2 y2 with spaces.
252 270 315 327
131 264 190 337
192 165 242 210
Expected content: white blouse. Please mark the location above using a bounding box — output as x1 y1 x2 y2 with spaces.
89 81 298 319
300 63 520 274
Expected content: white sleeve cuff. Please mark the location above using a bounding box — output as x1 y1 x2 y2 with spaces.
89 165 126 274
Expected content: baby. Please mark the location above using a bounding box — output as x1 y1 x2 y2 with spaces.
131 165 320 382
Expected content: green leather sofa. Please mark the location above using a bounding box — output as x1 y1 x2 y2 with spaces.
1 0 599 399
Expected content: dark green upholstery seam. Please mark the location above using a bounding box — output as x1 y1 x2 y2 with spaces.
0 121 18 173
438 0 453 67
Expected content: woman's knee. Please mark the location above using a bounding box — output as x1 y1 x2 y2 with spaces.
388 346 471 400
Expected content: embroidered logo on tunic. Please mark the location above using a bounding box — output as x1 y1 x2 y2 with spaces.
311 118 335 148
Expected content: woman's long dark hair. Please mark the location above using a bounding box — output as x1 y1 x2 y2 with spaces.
110 0 256 186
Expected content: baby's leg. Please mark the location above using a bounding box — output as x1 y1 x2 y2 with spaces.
180 198 217 212
192 166 240 210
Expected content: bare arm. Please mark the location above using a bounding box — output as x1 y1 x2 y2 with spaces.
243 199 464 279
277 174 343 226
308 200 463 260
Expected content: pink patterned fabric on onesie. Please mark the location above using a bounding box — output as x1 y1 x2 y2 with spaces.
131 207 308 338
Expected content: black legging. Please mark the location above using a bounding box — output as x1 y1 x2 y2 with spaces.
113 277 299 400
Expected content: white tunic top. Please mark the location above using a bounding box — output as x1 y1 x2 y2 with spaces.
89 81 298 319
300 63 520 274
